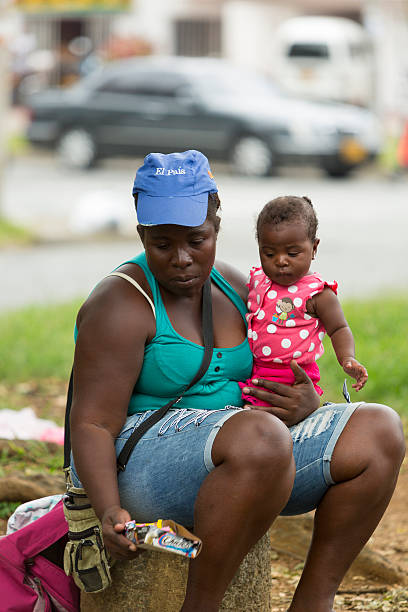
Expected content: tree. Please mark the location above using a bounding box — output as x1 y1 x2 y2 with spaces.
0 5 11 216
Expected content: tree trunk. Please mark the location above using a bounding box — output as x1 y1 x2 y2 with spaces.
0 17 10 216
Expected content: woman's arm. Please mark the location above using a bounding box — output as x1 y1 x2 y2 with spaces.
71 276 155 558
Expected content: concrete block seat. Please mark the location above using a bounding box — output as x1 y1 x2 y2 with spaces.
81 531 272 612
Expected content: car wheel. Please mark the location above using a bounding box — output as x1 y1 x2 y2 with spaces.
322 161 353 178
231 136 273 177
58 129 97 170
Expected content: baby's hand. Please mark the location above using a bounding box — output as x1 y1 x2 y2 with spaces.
342 358 368 391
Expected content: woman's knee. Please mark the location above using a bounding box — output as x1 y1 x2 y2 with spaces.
212 410 294 476
332 402 405 481
354 403 405 460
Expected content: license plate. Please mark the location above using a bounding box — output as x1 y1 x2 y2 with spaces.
339 138 367 163
299 68 315 80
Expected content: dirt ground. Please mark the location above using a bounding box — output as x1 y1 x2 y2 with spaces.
269 456 408 611
1 380 407 611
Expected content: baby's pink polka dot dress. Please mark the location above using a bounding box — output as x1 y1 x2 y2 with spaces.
240 266 338 405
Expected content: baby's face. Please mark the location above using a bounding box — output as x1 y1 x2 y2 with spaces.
258 222 319 286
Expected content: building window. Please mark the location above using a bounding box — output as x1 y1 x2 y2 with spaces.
175 19 221 57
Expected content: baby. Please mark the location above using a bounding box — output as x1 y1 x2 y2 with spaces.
240 195 367 405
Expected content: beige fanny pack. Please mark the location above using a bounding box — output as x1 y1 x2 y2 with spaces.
63 476 112 593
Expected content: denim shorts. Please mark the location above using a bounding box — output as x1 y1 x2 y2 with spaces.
71 402 362 529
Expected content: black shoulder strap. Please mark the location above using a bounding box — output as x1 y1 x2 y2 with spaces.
63 277 214 473
63 368 74 471
116 277 213 471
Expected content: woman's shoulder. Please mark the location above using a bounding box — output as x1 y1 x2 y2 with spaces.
76 261 155 339
213 260 248 302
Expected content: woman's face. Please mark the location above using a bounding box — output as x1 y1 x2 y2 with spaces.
139 218 218 296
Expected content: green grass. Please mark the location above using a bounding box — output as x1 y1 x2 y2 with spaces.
319 295 408 417
0 501 21 519
0 294 407 417
0 440 64 476
7 133 30 157
0 300 81 382
0 217 34 248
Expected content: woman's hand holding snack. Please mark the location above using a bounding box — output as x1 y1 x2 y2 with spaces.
342 358 368 391
243 360 320 427
101 505 139 560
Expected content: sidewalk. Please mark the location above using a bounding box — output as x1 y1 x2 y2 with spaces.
0 238 142 311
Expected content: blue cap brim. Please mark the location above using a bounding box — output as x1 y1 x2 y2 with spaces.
137 193 208 227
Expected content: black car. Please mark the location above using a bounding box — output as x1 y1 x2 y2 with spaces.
26 56 381 177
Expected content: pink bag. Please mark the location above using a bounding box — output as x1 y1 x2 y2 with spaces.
0 500 79 611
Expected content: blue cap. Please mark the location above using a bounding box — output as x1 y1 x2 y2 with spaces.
132 150 218 226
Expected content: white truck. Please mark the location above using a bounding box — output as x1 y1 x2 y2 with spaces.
273 16 375 108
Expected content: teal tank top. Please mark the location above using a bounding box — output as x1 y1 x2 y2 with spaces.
125 253 253 414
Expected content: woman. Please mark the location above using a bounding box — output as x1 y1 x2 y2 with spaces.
70 150 405 612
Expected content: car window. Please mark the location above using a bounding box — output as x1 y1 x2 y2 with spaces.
287 43 330 59
95 71 187 97
190 68 280 99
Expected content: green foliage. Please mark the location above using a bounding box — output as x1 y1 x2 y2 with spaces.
319 295 408 417
1 441 64 473
0 501 20 520
0 300 81 382
0 294 407 417
0 217 34 248
7 133 30 157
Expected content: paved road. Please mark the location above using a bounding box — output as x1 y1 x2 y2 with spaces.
2 155 408 311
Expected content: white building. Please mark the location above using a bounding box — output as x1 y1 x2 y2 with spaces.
128 0 408 115
7 0 408 116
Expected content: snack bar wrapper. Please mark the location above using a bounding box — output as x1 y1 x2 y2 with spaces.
124 519 202 559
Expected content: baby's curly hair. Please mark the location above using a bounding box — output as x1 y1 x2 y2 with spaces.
256 195 318 242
